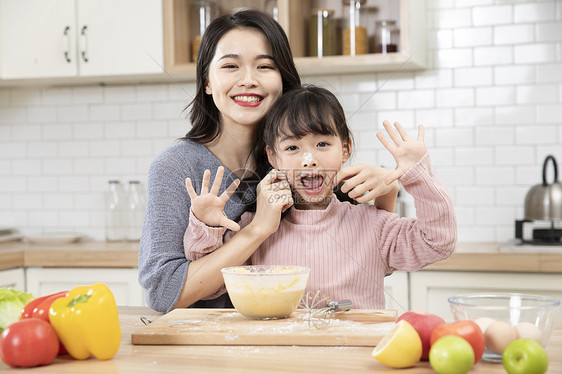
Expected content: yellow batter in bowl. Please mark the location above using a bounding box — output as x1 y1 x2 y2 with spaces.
221 265 310 319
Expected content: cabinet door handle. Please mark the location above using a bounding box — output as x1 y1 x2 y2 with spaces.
80 25 89 63
63 26 72 63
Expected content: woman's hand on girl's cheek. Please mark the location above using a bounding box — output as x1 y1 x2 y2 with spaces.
336 164 398 204
253 169 293 234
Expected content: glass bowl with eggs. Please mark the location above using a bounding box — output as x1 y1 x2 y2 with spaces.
448 293 560 362
221 265 310 320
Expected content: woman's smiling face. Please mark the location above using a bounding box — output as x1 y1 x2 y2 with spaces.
205 28 283 130
267 130 351 210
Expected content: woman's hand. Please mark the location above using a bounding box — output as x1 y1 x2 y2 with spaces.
377 121 427 185
251 169 293 235
336 165 399 204
185 166 241 231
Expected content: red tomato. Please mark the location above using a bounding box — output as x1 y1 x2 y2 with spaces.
430 320 485 363
0 319 59 368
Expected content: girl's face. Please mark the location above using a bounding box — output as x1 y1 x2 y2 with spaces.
205 28 283 131
267 130 351 210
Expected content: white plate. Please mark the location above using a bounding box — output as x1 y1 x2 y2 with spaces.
25 233 83 245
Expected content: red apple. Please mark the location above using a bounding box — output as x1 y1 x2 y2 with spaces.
397 311 446 360
430 320 486 363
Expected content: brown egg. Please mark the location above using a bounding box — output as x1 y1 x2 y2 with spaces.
515 322 543 344
484 320 518 354
475 316 496 334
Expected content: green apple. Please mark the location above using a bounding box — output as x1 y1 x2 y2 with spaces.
429 335 474 374
502 339 548 374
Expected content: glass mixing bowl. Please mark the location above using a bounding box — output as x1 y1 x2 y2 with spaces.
448 293 560 362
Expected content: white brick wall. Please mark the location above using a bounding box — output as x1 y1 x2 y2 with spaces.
0 0 561 243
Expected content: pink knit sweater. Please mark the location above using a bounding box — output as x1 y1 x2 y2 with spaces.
184 153 457 309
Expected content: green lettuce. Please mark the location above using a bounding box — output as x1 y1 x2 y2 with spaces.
0 288 34 333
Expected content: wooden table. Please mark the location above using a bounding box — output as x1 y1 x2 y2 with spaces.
1 306 561 373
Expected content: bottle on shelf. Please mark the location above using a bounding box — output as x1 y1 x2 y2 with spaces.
125 180 146 242
342 0 368 56
191 0 217 62
309 8 335 58
375 20 399 54
265 0 279 22
106 180 125 242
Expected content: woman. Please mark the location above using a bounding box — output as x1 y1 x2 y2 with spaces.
138 10 397 312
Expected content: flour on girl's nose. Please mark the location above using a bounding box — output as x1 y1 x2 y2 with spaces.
302 152 313 165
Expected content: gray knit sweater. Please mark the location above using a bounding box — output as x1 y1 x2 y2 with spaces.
138 140 257 312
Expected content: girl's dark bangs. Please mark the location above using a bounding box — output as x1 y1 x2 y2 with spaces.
280 93 339 139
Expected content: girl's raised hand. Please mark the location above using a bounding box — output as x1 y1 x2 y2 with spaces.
185 166 241 231
377 121 427 185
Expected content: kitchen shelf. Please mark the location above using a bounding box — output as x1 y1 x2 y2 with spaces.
163 0 426 79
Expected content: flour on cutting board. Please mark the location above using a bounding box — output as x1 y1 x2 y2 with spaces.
131 308 397 346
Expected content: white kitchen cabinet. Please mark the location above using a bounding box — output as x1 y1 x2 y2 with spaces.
0 0 163 79
410 271 562 323
26 267 146 306
384 271 409 313
0 268 25 292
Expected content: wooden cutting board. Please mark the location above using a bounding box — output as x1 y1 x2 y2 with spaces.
131 308 397 346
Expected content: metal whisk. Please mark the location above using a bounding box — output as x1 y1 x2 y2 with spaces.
299 290 353 328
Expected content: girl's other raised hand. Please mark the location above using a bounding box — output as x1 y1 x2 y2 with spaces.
185 166 241 231
336 165 399 204
376 120 427 186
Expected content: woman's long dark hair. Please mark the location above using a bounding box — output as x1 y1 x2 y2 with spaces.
183 10 301 146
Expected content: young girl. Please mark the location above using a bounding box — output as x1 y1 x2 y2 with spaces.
183 85 457 309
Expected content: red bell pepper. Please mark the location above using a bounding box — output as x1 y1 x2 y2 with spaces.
20 291 68 355
20 291 67 320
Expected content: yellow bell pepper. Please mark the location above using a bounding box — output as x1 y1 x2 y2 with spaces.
49 283 121 360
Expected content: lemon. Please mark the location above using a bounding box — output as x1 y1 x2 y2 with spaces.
372 320 423 368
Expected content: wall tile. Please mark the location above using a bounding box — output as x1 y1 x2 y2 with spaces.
436 88 474 107
476 86 516 106
473 5 512 26
495 106 535 125
436 48 473 68
398 90 435 109
454 67 493 87
495 65 536 85
514 2 557 23
474 46 514 66
514 43 557 64
475 167 515 186
453 27 493 47
494 24 534 45
455 107 494 127
516 85 558 104
105 86 136 103
431 8 472 29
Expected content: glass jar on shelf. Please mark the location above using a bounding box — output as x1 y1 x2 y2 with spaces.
309 8 335 58
191 0 217 62
342 0 368 56
375 19 399 54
